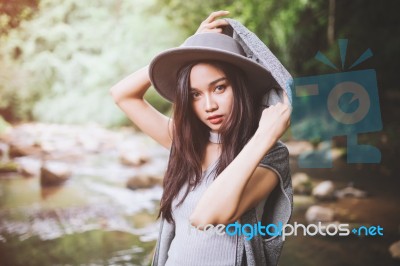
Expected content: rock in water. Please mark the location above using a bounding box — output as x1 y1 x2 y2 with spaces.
0 161 19 173
334 186 368 199
292 172 313 195
126 174 163 189
8 143 41 158
312 181 335 200
17 157 41 176
305 205 335 223
389 240 400 260
40 161 71 186
119 151 149 167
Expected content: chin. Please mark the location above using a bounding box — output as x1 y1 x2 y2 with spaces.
209 126 221 133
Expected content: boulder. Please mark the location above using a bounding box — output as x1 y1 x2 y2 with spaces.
334 185 368 199
9 143 41 158
285 141 313 157
389 240 400 260
312 181 335 200
126 174 163 190
292 172 313 195
305 205 335 223
0 161 19 173
76 133 101 153
120 151 149 167
17 157 41 176
40 161 71 186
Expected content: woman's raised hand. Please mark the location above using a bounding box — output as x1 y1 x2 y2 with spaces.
258 92 292 143
195 10 230 34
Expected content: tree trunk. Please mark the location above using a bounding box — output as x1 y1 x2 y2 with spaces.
327 0 335 46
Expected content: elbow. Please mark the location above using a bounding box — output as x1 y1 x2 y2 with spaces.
109 86 121 104
189 211 237 228
189 211 221 229
109 86 144 104
189 213 208 229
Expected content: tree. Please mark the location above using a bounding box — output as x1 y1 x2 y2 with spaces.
0 0 182 125
0 0 40 36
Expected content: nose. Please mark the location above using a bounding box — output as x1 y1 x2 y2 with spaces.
205 94 218 113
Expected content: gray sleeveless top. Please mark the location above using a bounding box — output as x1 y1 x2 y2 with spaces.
165 160 268 266
152 141 292 266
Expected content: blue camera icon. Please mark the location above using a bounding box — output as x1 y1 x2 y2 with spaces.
290 40 382 168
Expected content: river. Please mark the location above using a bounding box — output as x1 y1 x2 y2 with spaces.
0 123 168 266
1 123 399 266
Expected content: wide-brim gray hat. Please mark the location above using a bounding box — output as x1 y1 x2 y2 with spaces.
149 32 280 103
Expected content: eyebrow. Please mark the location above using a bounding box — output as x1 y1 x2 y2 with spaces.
190 77 227 91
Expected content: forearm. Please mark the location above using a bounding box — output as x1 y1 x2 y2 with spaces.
190 130 278 226
110 65 151 103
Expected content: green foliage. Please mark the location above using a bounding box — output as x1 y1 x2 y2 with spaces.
155 0 400 82
0 0 180 126
0 115 11 134
0 0 40 36
154 0 312 70
1 0 399 127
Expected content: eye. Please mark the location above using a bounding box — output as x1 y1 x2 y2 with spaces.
191 91 201 99
214 85 226 93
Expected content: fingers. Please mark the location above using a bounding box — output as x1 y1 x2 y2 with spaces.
198 19 228 33
281 92 292 114
208 28 223 33
282 92 290 106
263 99 291 120
204 10 229 23
196 10 229 34
207 19 229 29
196 26 223 34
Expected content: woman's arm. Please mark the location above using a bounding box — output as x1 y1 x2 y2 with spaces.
110 65 173 149
110 10 230 149
190 95 291 228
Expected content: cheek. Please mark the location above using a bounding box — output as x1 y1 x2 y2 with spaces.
229 97 234 111
223 91 234 111
191 102 203 119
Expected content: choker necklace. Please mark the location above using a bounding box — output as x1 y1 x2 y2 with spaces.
209 131 222 144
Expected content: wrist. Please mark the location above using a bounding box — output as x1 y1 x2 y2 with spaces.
252 128 278 151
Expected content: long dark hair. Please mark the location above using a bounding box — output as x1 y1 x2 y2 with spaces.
157 60 263 224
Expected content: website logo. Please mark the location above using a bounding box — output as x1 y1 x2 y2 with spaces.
188 221 384 241
289 39 382 168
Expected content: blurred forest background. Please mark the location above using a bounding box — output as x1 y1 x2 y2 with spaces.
1 0 400 265
1 0 399 127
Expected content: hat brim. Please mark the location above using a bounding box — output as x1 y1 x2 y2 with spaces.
149 47 279 103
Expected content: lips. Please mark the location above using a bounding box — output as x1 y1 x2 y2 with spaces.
207 115 223 125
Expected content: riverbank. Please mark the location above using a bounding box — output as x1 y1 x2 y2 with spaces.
0 123 167 265
0 122 399 265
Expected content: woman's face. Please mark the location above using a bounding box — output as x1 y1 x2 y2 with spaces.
189 63 234 133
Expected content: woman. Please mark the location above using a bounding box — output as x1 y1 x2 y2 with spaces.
111 11 292 266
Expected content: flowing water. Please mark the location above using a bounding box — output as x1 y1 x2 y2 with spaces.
0 171 162 266
1 124 399 266
0 124 168 266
